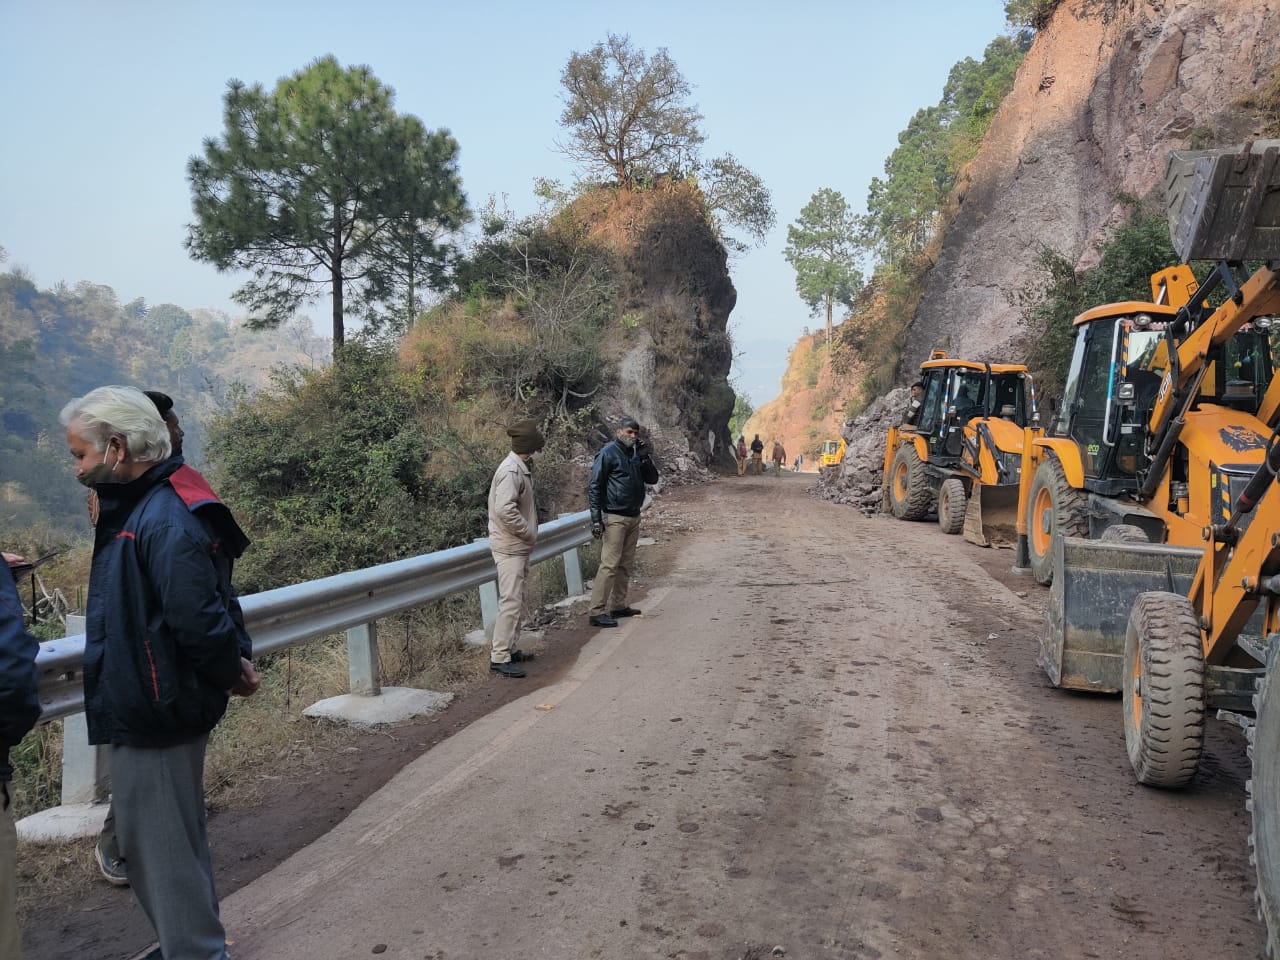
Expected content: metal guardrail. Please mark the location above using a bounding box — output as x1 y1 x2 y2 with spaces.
34 511 593 724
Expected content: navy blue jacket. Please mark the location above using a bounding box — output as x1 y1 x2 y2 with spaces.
0 565 39 782
85 458 249 748
588 439 659 524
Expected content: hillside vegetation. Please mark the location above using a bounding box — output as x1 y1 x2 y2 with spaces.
0 258 327 550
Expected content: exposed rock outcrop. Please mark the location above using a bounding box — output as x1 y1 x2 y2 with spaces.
814 387 911 514
578 182 738 473
902 0 1280 377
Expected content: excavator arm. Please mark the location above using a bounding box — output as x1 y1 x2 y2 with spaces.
1138 263 1280 500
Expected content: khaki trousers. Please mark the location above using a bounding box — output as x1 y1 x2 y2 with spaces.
1 784 19 960
589 514 641 615
751 455 763 475
736 456 746 476
491 552 530 663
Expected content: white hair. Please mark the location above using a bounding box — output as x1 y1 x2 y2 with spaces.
60 386 172 463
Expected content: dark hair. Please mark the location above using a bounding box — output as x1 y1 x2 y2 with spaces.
617 416 641 430
911 381 923 390
143 390 174 417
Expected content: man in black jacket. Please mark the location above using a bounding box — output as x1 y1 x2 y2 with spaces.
587 416 659 628
1 558 39 960
62 385 246 960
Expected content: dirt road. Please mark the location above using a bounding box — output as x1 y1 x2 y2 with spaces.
27 474 1265 958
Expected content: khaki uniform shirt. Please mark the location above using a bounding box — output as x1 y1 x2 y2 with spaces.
487 451 537 556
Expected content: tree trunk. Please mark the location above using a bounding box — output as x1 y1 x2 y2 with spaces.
825 297 833 344
332 223 345 350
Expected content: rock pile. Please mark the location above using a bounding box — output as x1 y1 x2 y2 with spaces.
814 387 911 515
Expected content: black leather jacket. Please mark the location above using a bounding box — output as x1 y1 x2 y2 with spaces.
588 439 659 523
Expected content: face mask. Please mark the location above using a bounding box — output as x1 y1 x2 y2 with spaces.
618 434 636 448
77 447 119 487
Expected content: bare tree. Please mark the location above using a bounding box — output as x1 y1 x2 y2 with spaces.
558 34 705 186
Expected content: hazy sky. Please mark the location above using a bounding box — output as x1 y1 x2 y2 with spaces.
1 1 1012 407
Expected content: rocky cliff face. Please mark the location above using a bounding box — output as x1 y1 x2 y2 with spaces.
903 0 1280 375
577 183 738 474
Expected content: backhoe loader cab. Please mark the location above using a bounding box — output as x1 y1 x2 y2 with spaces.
1023 289 1280 589
882 354 1039 540
819 438 846 469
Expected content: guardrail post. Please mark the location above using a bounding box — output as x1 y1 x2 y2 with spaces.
346 622 381 697
557 513 585 596
478 580 499 642
59 615 109 806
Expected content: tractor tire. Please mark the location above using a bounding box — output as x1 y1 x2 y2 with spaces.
1100 523 1149 543
1250 654 1280 957
1122 591 1205 788
887 443 933 521
937 478 966 535
1026 454 1088 586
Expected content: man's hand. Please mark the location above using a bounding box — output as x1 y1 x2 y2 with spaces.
636 439 650 458
229 657 262 698
591 521 604 539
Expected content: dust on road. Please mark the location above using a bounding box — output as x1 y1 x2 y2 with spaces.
26 474 1264 959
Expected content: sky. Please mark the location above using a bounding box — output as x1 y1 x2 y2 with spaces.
1 1 1013 408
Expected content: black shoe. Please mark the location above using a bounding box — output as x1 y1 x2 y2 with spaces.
94 843 129 887
610 607 641 618
510 649 537 663
490 661 526 678
589 614 619 628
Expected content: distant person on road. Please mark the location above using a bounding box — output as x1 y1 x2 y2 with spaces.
486 419 545 679
749 434 764 475
794 454 803 472
91 390 261 890
1 556 40 960
61 385 252 960
771 440 787 477
905 381 924 427
587 416 659 628
736 435 748 477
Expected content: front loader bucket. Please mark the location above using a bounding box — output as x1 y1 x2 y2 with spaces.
1166 140 1280 261
1039 536 1201 692
962 482 1019 547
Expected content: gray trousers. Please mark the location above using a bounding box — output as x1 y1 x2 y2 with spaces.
589 513 641 615
111 737 228 960
1 783 20 960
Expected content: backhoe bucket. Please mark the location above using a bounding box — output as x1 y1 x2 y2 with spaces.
962 482 1019 547
1166 140 1280 261
1039 536 1200 692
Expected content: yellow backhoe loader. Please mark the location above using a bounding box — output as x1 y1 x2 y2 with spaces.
818 438 846 476
882 353 1039 542
1030 140 1280 953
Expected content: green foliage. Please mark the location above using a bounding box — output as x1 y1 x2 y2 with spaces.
206 342 489 592
784 188 863 341
186 56 470 348
1019 203 1181 396
558 34 705 187
0 265 329 543
1005 0 1059 30
863 35 1029 265
698 153 777 251
449 215 616 415
728 390 754 439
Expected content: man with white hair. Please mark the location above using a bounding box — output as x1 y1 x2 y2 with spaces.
61 385 248 960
